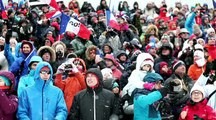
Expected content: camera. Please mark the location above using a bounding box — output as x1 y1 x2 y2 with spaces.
65 64 72 73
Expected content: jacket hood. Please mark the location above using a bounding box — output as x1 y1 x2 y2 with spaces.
116 50 128 60
85 68 103 92
85 45 98 61
37 46 56 62
34 62 53 89
52 41 67 53
104 54 118 66
28 56 43 68
159 7 167 17
0 71 15 92
136 53 154 70
15 42 22 58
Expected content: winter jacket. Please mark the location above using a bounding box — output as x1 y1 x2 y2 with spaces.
195 74 216 111
205 45 216 60
123 53 154 96
187 63 206 81
98 31 122 53
71 37 93 59
4 43 15 68
185 12 196 35
17 62 68 120
0 71 18 120
134 91 163 120
68 68 119 120
55 58 87 112
10 42 37 89
179 99 216 120
0 90 18 120
17 56 43 97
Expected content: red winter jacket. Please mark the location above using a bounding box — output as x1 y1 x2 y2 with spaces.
179 99 216 120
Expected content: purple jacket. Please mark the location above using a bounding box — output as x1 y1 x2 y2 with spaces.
0 90 18 120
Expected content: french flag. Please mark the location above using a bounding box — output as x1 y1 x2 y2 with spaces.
60 13 91 40
0 0 7 19
213 0 216 8
105 9 120 31
40 0 59 10
45 10 62 19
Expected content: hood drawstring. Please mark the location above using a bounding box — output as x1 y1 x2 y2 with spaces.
93 89 96 120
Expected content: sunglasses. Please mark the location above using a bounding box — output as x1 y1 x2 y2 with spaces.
40 70 51 74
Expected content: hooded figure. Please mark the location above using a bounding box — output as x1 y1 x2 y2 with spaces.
10 41 37 90
37 46 56 63
0 71 18 120
122 53 154 96
18 56 43 97
68 68 119 120
17 62 68 120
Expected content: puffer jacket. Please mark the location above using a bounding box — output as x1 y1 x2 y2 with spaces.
17 62 68 120
54 58 87 112
179 99 216 120
68 68 119 120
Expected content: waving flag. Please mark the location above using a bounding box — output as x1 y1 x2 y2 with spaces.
0 0 7 19
105 9 120 31
45 10 61 19
213 0 216 8
40 0 59 10
60 13 91 40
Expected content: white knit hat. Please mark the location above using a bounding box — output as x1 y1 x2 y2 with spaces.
207 28 215 35
190 85 206 98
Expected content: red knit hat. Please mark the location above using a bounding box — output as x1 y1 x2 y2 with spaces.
160 62 168 69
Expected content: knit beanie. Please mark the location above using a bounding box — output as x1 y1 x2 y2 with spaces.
207 28 215 35
190 85 205 98
172 60 185 72
143 72 163 83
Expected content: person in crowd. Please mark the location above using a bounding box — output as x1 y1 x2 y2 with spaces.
134 72 176 120
17 56 43 97
37 46 56 63
179 85 216 120
164 60 194 119
55 58 86 112
68 68 119 120
17 62 68 119
0 71 18 120
10 40 37 89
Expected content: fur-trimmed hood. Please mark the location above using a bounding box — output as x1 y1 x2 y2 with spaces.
145 25 159 37
85 45 98 61
37 46 56 62
51 41 67 53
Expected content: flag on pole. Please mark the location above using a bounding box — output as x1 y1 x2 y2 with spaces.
45 10 61 19
0 0 7 19
40 0 59 10
105 9 120 31
213 0 216 8
60 13 91 40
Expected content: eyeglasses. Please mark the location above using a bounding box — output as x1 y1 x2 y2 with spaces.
191 91 202 96
40 70 51 74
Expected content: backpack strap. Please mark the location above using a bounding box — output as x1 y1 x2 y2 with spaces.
207 89 216 100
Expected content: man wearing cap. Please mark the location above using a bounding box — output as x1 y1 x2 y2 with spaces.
68 68 119 120
164 60 194 119
10 40 37 90
17 62 67 120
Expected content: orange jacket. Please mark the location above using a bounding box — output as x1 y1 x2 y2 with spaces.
55 72 86 112
187 63 206 81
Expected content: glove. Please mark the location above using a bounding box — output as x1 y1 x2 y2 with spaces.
212 59 216 70
194 115 204 120
143 82 155 91
56 63 66 74
158 87 169 97
5 29 12 44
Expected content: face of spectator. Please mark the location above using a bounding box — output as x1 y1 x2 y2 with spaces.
30 62 39 70
208 37 216 45
180 32 189 39
103 46 111 54
45 40 51 46
89 49 96 60
105 59 114 68
22 44 31 54
119 55 127 62
56 44 64 55
141 64 151 71
175 65 186 75
40 70 51 80
42 53 51 62
154 81 163 90
191 90 203 102
162 48 170 56
198 40 205 47
86 73 98 87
